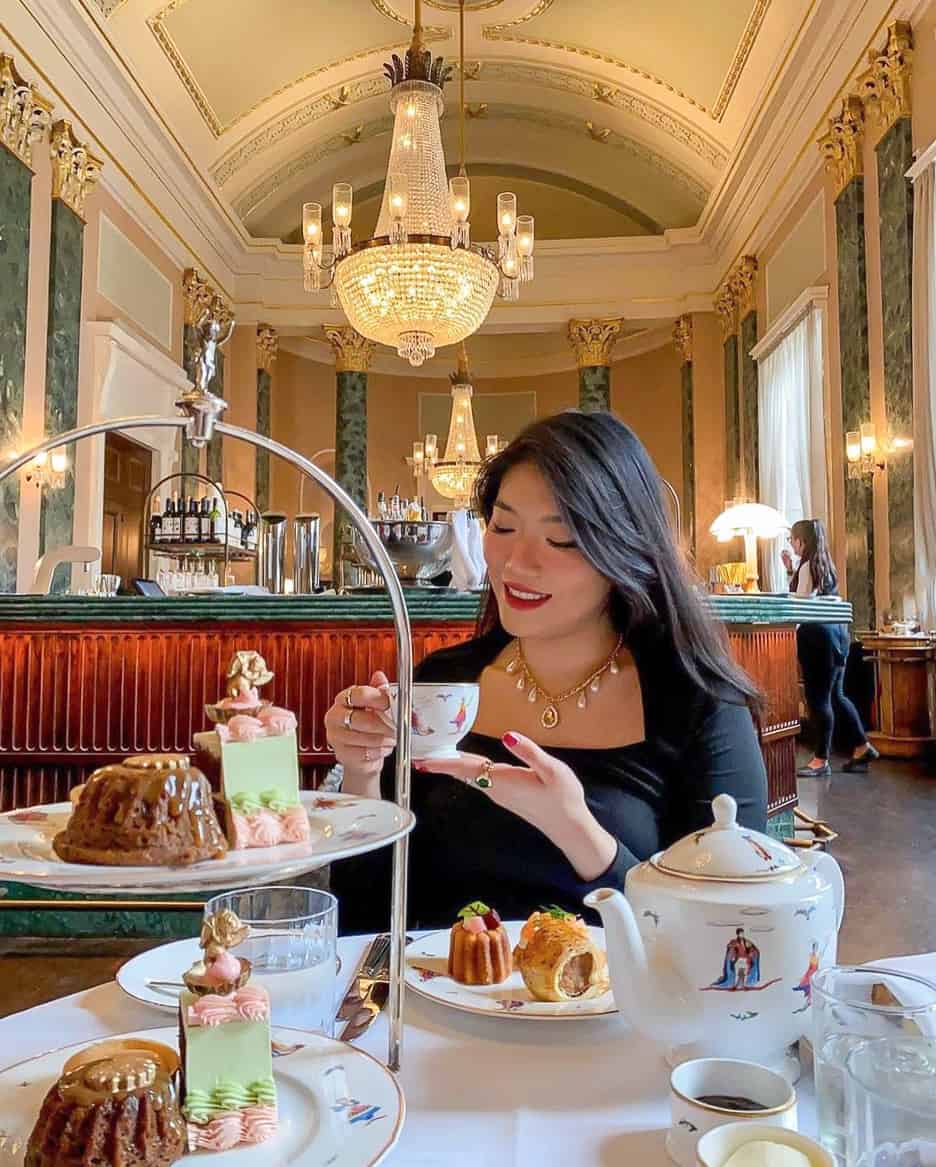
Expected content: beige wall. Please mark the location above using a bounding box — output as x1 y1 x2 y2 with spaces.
912 0 936 153
690 312 730 578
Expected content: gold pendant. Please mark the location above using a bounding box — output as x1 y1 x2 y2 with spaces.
541 704 559 729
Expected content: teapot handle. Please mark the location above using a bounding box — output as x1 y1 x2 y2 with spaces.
807 850 845 930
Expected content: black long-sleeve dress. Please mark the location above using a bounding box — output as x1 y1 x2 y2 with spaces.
332 625 768 933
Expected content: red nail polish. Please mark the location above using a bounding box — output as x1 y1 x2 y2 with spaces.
502 732 519 748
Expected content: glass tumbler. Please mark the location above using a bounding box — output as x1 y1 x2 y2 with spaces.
812 966 936 1167
846 1037 936 1167
205 886 339 1036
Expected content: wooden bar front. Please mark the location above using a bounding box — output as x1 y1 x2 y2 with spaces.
0 617 800 817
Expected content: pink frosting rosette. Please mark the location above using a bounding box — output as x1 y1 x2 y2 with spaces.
280 804 311 843
218 714 266 744
248 809 282 848
219 686 261 709
187 994 238 1027
187 1112 242 1152
204 948 241 986
235 984 270 1021
257 705 297 736
242 1105 278 1144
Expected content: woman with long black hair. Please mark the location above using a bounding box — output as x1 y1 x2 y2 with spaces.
328 412 767 928
781 518 878 776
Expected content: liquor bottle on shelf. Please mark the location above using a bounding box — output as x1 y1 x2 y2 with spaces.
169 492 181 542
231 509 242 549
149 497 163 544
210 495 224 545
198 496 212 543
183 495 200 543
376 491 387 520
245 511 258 551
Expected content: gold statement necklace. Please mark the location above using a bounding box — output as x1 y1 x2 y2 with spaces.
505 635 624 729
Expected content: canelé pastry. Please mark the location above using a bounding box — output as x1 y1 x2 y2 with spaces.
53 754 228 867
448 901 512 985
179 909 278 1151
514 907 610 1002
194 651 310 851
25 1049 185 1167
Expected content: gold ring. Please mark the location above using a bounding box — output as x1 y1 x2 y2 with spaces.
474 759 495 790
343 710 354 731
344 689 354 710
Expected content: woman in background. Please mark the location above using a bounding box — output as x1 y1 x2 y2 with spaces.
781 518 878 775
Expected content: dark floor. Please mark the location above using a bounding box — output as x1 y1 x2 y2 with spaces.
0 752 933 1020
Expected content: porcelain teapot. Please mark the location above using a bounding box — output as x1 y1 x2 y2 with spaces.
584 794 844 1076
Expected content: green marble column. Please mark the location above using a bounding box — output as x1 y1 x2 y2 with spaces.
579 365 610 412
38 200 84 592
256 367 271 512
681 359 696 555
724 333 740 500
835 177 875 630
334 369 368 572
0 147 33 593
740 311 759 499
876 117 914 613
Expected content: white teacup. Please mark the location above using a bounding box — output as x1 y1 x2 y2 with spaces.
380 682 480 761
696 1123 833 1167
667 1059 797 1167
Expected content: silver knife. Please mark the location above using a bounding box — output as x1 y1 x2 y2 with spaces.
337 933 410 1042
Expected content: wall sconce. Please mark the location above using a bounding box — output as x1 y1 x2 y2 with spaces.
23 447 68 489
846 423 912 479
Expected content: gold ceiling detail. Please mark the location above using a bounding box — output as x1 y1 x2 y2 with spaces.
466 103 488 118
482 0 556 33
585 120 611 143
323 325 376 374
50 120 103 218
483 0 771 123
817 95 865 199
215 57 725 191
234 102 710 225
729 255 758 320
858 21 912 146
567 318 624 368
256 324 279 371
672 315 692 363
183 267 231 328
367 0 452 32
0 52 53 169
715 282 738 340
425 0 505 10
149 0 449 138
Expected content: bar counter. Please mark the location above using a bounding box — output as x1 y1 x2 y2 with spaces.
0 591 849 936
0 590 850 813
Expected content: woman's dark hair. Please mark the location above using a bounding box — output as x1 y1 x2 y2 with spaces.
790 518 838 596
473 410 762 714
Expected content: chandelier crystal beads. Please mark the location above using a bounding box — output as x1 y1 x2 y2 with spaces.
300 0 534 367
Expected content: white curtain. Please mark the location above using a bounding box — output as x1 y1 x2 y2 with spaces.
757 305 828 592
912 163 936 630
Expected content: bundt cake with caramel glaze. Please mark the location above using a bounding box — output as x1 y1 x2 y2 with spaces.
448 901 512 985
53 754 228 867
25 1050 185 1167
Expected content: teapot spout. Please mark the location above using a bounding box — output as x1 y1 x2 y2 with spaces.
585 887 700 1044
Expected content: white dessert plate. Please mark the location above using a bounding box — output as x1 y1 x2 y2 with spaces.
0 791 413 894
0 1025 404 1167
405 920 617 1020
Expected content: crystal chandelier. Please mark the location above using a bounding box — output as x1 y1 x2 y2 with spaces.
411 344 503 507
300 0 534 367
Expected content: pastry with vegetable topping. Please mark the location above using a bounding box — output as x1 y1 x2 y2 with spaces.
514 906 610 1002
448 901 513 985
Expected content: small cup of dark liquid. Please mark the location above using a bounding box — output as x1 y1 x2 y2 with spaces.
666 1058 798 1167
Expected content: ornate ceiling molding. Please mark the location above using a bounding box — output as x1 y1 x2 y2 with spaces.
148 0 450 138
567 317 625 367
482 0 554 31
817 95 865 198
0 52 54 169
483 0 770 123
50 120 103 218
234 101 710 226
729 254 758 319
86 0 126 16
857 20 912 146
214 56 726 191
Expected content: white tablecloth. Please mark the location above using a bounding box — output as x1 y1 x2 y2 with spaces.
2 942 933 1165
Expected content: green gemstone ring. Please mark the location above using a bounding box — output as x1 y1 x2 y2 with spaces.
474 760 495 791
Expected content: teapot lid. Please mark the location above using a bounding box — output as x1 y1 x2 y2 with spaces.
652 794 803 880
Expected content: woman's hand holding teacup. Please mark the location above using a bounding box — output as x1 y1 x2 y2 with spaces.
415 732 618 881
780 548 793 572
324 670 397 795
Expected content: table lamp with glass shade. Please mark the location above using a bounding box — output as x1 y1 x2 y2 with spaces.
710 502 790 593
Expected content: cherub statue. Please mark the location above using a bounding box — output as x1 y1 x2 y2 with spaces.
193 307 235 391
182 909 251 995
226 651 274 701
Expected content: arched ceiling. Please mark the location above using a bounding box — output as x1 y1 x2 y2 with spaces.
88 0 798 246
